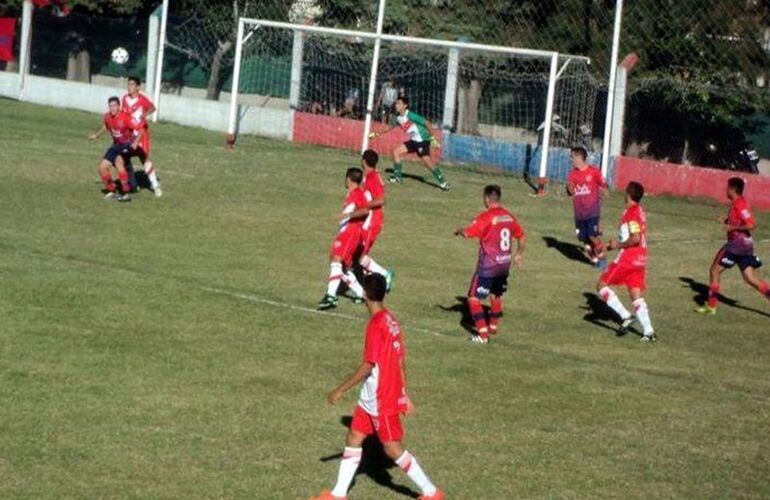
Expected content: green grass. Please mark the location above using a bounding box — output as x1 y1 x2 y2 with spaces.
1 99 769 499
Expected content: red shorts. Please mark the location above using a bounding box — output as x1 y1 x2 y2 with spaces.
351 405 403 442
330 227 362 267
360 225 382 254
600 261 646 291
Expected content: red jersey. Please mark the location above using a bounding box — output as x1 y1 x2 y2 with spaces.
121 92 153 129
338 187 369 234
568 165 606 220
464 205 524 277
358 309 407 416
103 111 136 145
615 203 647 267
362 170 385 231
725 196 755 256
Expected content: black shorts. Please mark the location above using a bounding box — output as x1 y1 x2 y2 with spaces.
405 140 431 158
575 217 601 243
469 273 509 299
103 143 131 165
716 247 762 271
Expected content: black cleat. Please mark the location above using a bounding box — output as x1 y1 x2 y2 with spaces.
640 333 658 343
317 294 339 310
617 315 636 336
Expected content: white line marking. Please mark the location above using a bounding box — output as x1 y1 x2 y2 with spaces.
200 286 450 339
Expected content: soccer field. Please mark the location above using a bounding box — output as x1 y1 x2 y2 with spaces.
1 99 769 499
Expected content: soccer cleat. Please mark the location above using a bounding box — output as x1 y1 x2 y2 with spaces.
419 490 445 500
640 332 657 343
389 175 403 184
153 185 163 198
439 181 450 191
351 296 365 305
469 333 489 344
695 305 717 315
385 267 395 292
116 193 132 202
309 490 347 500
317 295 339 310
103 191 117 200
618 315 636 336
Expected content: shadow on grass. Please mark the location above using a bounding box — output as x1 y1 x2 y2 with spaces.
319 416 419 498
679 276 770 319
580 292 642 338
384 167 442 191
435 295 492 335
542 236 593 265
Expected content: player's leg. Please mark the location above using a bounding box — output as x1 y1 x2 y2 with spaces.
378 414 442 500
98 158 117 199
358 228 394 291
312 409 369 500
419 153 449 191
390 143 408 183
114 153 132 201
138 131 162 196
597 273 633 328
629 287 656 341
467 274 490 342
696 248 728 314
487 275 508 335
588 225 606 268
739 265 770 302
319 254 345 309
341 265 365 303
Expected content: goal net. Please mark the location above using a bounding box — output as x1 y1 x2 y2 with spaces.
227 19 598 184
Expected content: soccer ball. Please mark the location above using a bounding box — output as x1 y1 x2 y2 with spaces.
111 47 129 65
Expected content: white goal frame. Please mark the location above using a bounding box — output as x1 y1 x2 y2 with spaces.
227 17 591 183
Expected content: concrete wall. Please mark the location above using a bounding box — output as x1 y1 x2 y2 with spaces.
0 72 291 140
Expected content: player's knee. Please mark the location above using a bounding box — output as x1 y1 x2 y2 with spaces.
345 429 366 448
381 441 403 461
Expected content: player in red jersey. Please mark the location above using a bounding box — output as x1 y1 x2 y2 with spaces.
454 185 525 343
597 181 656 342
310 274 444 500
696 177 770 314
89 96 142 202
318 168 370 310
357 149 394 291
121 76 162 197
567 146 608 268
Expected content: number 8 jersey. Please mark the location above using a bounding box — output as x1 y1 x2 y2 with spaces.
463 206 524 277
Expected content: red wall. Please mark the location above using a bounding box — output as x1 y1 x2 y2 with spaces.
293 112 443 162
615 157 770 211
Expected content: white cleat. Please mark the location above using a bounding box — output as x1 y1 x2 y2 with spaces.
103 191 117 200
153 186 163 198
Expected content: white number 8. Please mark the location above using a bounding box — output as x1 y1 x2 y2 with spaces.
500 228 511 251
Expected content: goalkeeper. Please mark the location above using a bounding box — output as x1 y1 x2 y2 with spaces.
369 96 449 191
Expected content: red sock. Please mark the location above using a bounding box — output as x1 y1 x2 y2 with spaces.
468 297 488 337
118 171 130 194
489 296 502 333
759 281 770 299
707 283 720 308
100 173 115 192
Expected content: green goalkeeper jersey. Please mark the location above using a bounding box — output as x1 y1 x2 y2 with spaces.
397 109 432 142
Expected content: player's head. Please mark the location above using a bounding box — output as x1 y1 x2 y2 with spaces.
108 96 120 115
345 167 363 188
727 177 744 199
363 273 387 304
361 149 379 170
570 146 588 168
127 75 141 95
483 184 502 207
395 96 409 114
625 181 644 204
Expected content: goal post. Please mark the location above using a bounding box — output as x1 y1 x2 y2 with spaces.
227 17 595 188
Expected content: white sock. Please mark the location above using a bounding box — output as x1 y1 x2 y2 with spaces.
360 255 387 277
326 262 343 297
633 298 654 335
396 451 437 496
343 270 364 298
144 161 159 187
331 447 361 497
599 287 631 320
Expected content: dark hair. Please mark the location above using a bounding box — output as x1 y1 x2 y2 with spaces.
397 96 409 107
484 184 502 202
128 75 141 85
362 149 379 168
570 146 588 161
108 96 120 105
346 167 363 184
363 273 387 302
626 181 644 202
727 177 744 195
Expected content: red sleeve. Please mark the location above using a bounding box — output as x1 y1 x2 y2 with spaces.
594 167 607 188
140 93 155 109
356 190 369 210
367 175 384 200
738 201 755 226
363 319 381 364
512 219 524 239
464 212 489 238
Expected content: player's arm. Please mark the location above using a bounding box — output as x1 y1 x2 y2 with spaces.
368 195 385 210
327 361 374 405
400 361 414 415
140 97 157 121
89 124 108 141
513 233 526 267
723 211 756 232
368 126 396 139
344 206 371 220
608 222 642 250
130 127 144 150
454 218 485 238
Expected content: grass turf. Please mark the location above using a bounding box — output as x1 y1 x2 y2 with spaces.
1 99 769 499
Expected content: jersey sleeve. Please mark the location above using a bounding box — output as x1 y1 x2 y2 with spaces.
356 191 369 210
594 167 607 188
626 211 642 234
363 320 381 364
738 201 755 225
367 176 384 200
139 93 155 110
512 219 524 239
406 110 427 126
463 213 489 238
